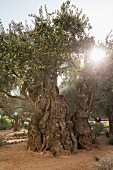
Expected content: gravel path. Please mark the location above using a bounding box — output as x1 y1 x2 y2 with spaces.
0 136 113 170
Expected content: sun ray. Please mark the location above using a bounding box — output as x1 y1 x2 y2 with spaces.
90 47 105 63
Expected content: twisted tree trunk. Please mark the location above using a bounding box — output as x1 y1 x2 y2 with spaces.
72 77 96 150
27 80 77 155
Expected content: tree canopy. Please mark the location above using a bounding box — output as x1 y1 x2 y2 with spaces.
0 1 93 107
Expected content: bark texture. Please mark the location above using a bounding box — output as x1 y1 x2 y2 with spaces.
107 107 113 137
14 116 19 132
27 80 77 155
72 77 96 150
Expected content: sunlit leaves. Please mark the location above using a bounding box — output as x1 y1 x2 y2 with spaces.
0 0 92 97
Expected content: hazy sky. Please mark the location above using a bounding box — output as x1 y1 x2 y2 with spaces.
0 0 113 41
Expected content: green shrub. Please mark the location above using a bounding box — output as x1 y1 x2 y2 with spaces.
95 156 113 170
24 123 28 129
0 138 6 147
0 122 8 130
105 131 109 138
104 122 109 129
0 116 11 130
103 123 109 136
92 122 104 136
108 136 113 145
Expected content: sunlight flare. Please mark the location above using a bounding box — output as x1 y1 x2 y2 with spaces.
90 47 105 63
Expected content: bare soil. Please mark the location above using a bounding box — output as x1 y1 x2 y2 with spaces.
0 132 113 170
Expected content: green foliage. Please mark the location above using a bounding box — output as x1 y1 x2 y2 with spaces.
104 122 109 128
92 122 104 136
60 84 76 114
23 123 28 129
0 1 93 116
0 1 91 83
0 138 6 147
104 123 109 137
92 32 113 136
0 116 11 130
95 156 113 170
0 124 7 130
105 131 109 138
108 136 113 145
0 138 4 147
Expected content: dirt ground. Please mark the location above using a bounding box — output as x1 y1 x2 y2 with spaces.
0 134 113 170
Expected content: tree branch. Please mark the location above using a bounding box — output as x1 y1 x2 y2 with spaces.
1 90 25 100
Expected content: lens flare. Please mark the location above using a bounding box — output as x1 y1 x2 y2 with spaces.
90 47 105 63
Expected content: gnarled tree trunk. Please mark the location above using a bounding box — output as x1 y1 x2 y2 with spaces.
72 76 96 150
27 79 77 155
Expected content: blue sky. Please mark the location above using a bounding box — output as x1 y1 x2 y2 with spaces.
0 0 113 41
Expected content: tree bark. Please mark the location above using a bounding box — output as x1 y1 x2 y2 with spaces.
27 80 77 155
14 116 19 131
107 107 113 137
72 77 95 150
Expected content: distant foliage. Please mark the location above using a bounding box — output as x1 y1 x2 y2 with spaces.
92 122 104 136
0 138 6 147
60 84 77 115
108 136 113 145
0 116 11 130
23 123 28 130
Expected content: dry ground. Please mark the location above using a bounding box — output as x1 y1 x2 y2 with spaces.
0 133 113 170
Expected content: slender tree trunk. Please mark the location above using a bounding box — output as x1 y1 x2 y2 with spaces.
20 119 24 129
27 79 77 155
14 116 19 131
108 115 113 137
107 107 113 137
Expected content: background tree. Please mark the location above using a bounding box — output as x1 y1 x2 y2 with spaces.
91 33 113 137
0 91 32 131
